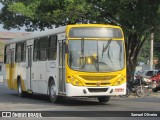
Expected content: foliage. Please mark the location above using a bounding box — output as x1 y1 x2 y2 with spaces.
0 0 92 31
138 29 160 69
137 38 150 63
153 30 160 68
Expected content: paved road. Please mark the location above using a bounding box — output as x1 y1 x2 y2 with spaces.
0 83 160 120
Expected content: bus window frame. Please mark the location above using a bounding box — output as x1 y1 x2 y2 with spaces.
48 35 57 61
39 37 49 61
4 45 10 64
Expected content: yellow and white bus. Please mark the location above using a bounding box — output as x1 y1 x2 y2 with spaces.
4 24 126 103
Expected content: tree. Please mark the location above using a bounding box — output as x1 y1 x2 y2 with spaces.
153 30 160 68
120 1 160 79
95 0 160 79
137 38 150 64
1 0 160 80
0 0 92 31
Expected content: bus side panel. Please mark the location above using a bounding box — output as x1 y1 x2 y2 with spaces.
9 63 19 91
30 61 38 93
48 60 58 95
12 63 17 90
31 61 49 94
30 61 59 95
14 62 27 91
9 49 15 90
4 64 12 89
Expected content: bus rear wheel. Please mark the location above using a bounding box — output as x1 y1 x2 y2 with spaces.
17 80 25 97
49 80 58 103
98 96 110 103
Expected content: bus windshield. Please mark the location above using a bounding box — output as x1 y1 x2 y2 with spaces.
68 40 124 72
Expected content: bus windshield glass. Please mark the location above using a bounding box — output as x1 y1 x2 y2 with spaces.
69 27 123 38
68 40 124 72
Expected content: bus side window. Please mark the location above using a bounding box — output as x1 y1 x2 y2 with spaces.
48 35 57 60
4 45 10 64
39 37 49 61
4 46 7 63
15 42 22 62
21 42 26 62
33 39 40 61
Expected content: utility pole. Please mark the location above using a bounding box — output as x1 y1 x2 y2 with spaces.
150 32 154 70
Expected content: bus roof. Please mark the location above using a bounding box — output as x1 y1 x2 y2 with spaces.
5 26 66 45
5 24 123 45
67 24 122 28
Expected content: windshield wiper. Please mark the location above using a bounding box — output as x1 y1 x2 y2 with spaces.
101 39 115 70
102 39 112 58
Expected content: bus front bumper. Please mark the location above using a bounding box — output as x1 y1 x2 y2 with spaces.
66 83 126 97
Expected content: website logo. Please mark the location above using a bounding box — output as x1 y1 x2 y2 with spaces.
2 112 11 117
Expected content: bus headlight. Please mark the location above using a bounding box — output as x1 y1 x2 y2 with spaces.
69 76 83 86
113 77 125 86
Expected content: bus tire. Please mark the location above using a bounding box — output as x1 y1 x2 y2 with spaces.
49 80 58 103
17 79 25 97
98 96 110 103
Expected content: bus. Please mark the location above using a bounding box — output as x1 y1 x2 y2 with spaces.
4 24 126 103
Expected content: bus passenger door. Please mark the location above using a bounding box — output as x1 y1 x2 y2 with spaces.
26 45 32 91
58 34 66 94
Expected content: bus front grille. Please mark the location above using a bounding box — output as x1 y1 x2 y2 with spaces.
79 75 117 81
88 88 108 93
85 83 110 86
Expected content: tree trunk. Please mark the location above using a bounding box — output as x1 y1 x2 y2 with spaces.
125 32 146 81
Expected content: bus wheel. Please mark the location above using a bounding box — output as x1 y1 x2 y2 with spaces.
17 80 25 97
98 96 110 103
49 80 58 103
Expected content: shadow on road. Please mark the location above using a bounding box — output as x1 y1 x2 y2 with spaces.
0 90 109 106
0 83 111 106
1 82 160 107
21 93 110 106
